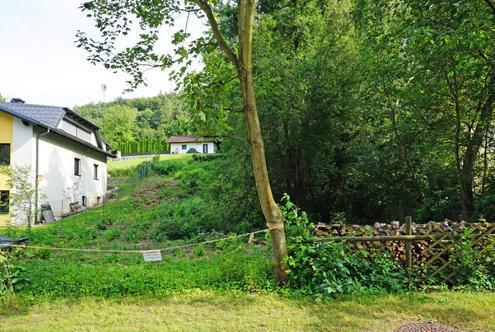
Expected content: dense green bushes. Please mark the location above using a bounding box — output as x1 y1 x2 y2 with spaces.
117 138 169 156
282 195 495 296
283 195 408 296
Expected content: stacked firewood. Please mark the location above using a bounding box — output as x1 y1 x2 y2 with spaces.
312 220 494 264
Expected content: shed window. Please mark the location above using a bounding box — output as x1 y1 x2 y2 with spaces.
0 191 9 213
74 158 81 176
181 144 187 150
0 144 10 166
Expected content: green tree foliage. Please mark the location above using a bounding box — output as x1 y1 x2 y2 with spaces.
99 105 137 146
75 94 193 154
355 0 495 221
181 0 495 223
75 0 495 223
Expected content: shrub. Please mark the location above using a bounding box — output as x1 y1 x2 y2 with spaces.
137 161 153 178
104 228 121 241
152 159 186 176
187 148 199 154
193 154 224 162
446 229 495 291
0 250 29 297
282 194 408 296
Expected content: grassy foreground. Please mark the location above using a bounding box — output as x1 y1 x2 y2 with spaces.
2 291 494 331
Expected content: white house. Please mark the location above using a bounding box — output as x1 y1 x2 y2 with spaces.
168 135 218 154
0 99 114 226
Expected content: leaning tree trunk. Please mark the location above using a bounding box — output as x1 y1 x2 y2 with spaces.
197 0 289 283
238 0 289 283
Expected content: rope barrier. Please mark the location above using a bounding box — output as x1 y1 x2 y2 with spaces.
7 229 270 254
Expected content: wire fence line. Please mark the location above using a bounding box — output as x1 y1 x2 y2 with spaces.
8 229 270 254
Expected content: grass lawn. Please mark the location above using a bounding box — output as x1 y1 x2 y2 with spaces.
2 291 494 331
108 154 191 171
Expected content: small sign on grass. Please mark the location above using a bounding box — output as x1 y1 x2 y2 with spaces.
142 250 162 262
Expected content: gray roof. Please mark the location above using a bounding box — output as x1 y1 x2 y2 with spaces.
0 103 66 129
0 102 113 157
167 135 216 143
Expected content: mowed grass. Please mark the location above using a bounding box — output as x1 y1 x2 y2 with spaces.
2 291 494 332
108 154 191 171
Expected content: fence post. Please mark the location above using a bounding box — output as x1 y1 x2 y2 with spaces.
405 216 413 274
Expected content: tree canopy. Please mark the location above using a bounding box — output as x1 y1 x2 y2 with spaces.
77 0 495 226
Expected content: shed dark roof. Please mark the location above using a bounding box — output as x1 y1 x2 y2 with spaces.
167 135 215 143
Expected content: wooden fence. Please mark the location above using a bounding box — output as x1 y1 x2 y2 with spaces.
307 217 495 284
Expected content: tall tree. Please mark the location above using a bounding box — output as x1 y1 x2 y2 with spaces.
77 0 289 282
355 0 495 220
100 105 137 146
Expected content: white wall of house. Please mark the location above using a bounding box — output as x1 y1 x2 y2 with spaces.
37 133 107 220
10 119 35 225
12 118 34 171
58 119 94 145
8 124 107 225
170 142 217 154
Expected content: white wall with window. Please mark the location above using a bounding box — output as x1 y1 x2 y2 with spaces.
36 133 108 220
170 142 217 154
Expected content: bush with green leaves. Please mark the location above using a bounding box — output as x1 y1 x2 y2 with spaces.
152 159 188 176
443 230 495 291
0 249 29 298
282 194 408 296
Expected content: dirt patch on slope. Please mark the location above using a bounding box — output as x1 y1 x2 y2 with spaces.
131 176 178 209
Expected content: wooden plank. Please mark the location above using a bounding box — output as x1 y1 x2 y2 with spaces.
473 225 495 246
405 216 412 272
424 246 451 267
306 234 445 243
441 226 495 284
422 232 453 256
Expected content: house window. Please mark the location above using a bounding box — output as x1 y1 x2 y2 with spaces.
97 196 102 205
181 144 187 150
74 158 81 176
202 144 208 154
0 144 10 166
82 196 87 207
93 164 99 180
0 191 9 213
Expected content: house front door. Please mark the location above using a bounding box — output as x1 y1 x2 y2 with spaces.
202 144 208 154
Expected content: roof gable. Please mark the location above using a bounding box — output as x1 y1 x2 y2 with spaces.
0 102 113 157
167 135 216 143
0 103 66 128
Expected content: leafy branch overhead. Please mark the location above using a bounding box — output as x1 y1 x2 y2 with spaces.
76 0 235 90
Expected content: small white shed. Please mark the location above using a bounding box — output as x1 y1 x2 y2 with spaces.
167 135 218 154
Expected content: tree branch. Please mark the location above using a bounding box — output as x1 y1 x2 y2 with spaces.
194 0 239 68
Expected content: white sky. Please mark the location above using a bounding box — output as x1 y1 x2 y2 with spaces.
0 0 205 108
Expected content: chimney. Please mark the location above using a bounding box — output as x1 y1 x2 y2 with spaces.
10 98 25 104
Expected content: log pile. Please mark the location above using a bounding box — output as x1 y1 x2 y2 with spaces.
312 220 495 265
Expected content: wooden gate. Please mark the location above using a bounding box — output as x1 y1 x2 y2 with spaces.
423 223 495 284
